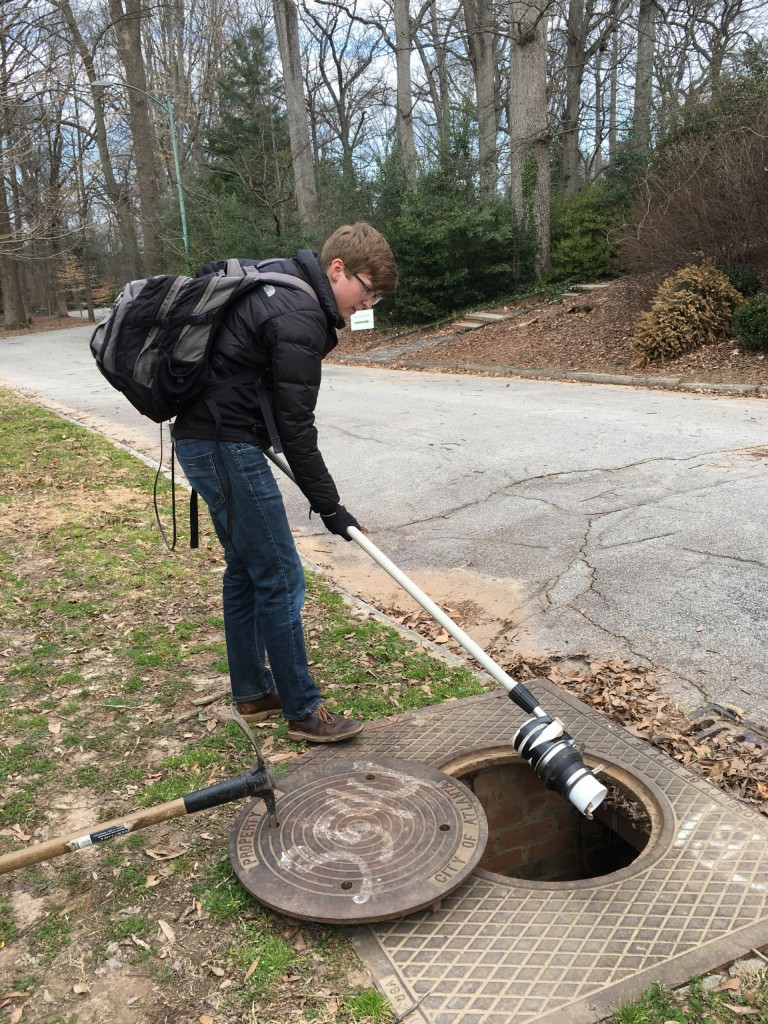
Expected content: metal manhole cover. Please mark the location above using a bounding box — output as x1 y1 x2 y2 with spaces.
229 757 488 924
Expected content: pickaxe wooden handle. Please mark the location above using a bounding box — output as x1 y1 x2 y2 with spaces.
0 762 277 875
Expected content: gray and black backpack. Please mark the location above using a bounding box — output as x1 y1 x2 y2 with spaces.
90 258 318 424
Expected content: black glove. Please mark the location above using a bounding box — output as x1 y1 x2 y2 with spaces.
320 504 360 541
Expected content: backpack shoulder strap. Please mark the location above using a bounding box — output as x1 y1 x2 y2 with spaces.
239 261 320 305
258 271 319 304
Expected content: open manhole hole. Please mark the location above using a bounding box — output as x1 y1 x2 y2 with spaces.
439 747 663 885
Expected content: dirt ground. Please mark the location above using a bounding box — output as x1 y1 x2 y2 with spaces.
0 314 87 341
330 273 768 390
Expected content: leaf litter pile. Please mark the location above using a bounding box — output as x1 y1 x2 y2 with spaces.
385 605 768 819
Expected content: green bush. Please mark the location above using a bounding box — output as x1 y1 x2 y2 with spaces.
719 263 764 297
384 174 535 323
632 262 743 364
550 187 622 282
733 293 768 350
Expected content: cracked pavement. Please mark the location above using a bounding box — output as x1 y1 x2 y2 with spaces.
2 326 767 723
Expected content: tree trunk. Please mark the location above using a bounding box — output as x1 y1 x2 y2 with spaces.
414 2 452 150
0 265 27 327
89 89 144 281
608 25 618 161
56 0 143 278
272 0 318 232
71 91 95 321
43 112 69 316
107 0 163 274
592 41 604 179
0 163 27 327
508 0 551 274
463 0 498 197
561 0 621 192
0 34 27 327
632 0 657 154
561 0 584 195
393 0 417 180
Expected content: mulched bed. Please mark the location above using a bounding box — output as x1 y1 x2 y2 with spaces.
331 274 768 389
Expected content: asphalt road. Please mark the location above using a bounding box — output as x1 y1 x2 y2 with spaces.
2 323 767 723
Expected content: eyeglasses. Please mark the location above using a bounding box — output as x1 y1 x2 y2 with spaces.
352 272 382 305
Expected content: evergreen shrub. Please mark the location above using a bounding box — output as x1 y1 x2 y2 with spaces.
632 263 743 365
719 263 764 297
733 294 768 351
550 187 622 282
384 173 535 323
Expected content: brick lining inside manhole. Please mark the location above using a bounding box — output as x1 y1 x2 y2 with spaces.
439 747 659 883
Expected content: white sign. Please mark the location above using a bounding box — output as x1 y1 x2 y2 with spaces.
350 309 375 331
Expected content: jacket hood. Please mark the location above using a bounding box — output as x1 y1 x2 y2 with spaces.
293 249 345 331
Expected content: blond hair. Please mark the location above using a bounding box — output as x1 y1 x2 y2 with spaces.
320 222 398 294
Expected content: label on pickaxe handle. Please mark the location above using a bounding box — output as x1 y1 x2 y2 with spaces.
66 823 133 850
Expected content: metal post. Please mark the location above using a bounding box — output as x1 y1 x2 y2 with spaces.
165 94 192 275
93 79 192 274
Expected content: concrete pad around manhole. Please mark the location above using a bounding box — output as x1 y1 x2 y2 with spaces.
264 683 768 1024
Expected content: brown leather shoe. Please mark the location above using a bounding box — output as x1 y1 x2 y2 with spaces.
286 705 364 743
235 691 282 723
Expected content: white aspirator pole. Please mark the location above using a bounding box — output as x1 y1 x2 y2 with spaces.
265 448 607 818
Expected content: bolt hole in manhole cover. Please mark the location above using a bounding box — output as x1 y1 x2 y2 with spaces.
439 746 664 885
229 757 488 924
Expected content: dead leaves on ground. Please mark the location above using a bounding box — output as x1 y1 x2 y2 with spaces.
502 650 768 817
375 602 768 819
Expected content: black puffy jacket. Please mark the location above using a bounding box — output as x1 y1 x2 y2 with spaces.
172 249 344 513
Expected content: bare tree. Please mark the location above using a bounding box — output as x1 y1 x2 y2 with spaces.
273 0 319 230
0 0 75 325
392 0 419 173
0 24 30 327
412 0 457 149
606 22 620 160
462 0 499 195
558 0 625 193
104 0 162 272
142 0 234 187
54 0 143 278
71 91 97 321
654 0 765 134
302 3 386 181
631 0 657 152
0 157 26 326
508 0 552 272
315 0 423 182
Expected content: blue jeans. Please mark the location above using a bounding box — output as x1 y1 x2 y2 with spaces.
174 439 322 721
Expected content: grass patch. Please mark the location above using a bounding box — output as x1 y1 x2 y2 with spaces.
31 914 73 966
195 855 256 923
343 989 393 1022
227 928 296 995
0 900 20 945
609 977 768 1023
108 915 148 941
